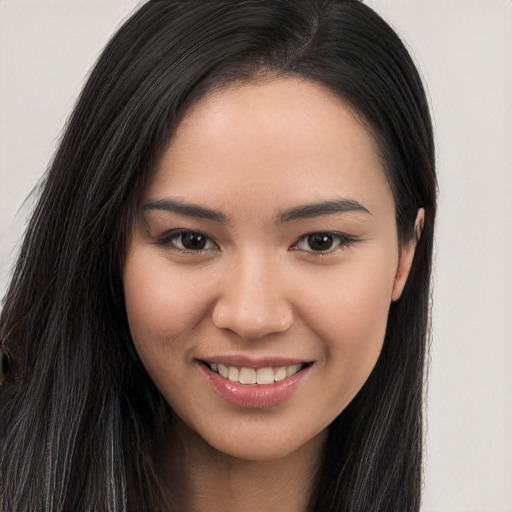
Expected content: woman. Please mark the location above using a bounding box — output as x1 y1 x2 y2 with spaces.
0 1 436 511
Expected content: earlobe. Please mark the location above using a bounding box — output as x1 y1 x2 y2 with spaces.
391 208 425 301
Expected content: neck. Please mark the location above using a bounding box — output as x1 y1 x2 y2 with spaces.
156 418 327 512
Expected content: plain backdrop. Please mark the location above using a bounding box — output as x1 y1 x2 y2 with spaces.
1 1 511 511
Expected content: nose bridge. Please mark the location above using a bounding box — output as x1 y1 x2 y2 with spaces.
212 247 293 339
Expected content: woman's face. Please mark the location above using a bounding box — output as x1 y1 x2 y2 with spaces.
123 77 416 461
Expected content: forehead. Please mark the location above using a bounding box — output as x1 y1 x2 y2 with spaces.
147 77 393 218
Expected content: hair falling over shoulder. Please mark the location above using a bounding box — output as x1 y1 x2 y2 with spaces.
0 1 436 510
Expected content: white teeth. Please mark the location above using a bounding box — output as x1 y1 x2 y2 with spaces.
239 367 257 385
207 362 306 385
286 364 302 377
218 363 229 378
274 366 287 382
256 366 274 385
228 366 239 382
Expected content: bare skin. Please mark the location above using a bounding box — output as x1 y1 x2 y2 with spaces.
123 76 422 511
156 417 326 512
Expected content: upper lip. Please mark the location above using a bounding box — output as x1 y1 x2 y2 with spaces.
198 355 313 369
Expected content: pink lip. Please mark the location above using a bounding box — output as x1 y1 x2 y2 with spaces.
198 361 312 409
202 354 309 368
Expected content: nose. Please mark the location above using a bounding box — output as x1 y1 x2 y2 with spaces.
212 252 293 340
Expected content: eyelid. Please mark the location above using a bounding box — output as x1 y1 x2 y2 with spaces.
153 228 356 256
291 231 357 254
154 228 218 252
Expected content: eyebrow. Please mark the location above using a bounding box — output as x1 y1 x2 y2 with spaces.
277 198 371 223
143 198 228 223
143 197 371 224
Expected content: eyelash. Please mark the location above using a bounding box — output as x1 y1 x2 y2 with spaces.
155 229 357 256
292 232 356 255
154 229 218 253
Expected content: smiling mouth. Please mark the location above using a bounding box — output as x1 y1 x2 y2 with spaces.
201 361 313 386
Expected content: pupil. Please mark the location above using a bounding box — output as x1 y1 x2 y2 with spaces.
182 232 206 250
308 234 333 251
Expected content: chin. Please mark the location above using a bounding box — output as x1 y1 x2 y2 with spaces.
187 417 329 463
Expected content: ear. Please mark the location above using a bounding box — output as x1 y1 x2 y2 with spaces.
391 208 425 301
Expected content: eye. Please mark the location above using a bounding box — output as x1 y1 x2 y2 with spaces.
293 232 354 254
155 229 217 252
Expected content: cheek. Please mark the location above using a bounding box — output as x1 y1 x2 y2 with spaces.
296 250 396 401
300 252 395 340
122 250 215 360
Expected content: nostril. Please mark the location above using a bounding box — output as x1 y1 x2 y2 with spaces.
212 299 293 340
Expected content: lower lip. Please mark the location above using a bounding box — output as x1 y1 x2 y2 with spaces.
199 363 311 409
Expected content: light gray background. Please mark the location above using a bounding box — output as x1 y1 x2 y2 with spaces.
1 1 511 511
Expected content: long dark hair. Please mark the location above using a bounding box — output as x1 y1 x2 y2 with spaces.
0 1 436 510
